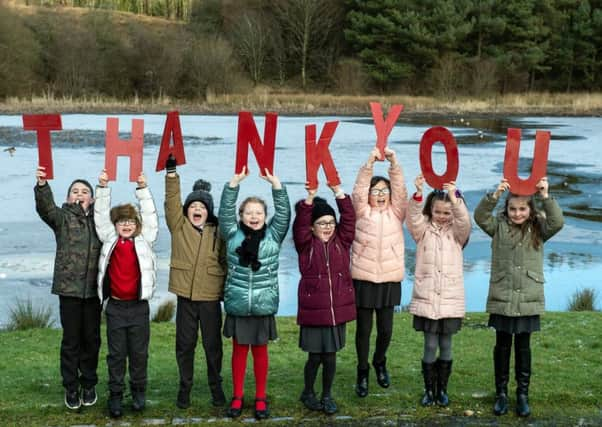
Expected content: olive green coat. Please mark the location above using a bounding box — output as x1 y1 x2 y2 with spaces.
474 194 564 316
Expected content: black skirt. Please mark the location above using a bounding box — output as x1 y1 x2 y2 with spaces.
223 314 278 345
413 316 463 334
299 324 346 353
354 280 401 309
488 314 540 334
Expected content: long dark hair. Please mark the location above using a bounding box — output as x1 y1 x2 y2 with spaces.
422 190 451 220
503 193 543 250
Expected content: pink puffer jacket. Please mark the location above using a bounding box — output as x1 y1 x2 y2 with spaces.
351 164 408 283
406 196 471 320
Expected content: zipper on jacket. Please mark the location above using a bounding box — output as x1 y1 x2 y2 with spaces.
248 269 254 315
84 211 92 299
191 233 204 299
377 213 383 275
324 241 336 325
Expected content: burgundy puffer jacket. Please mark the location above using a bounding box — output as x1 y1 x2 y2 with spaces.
293 195 356 326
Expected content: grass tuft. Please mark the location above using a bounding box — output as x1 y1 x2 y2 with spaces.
152 299 176 322
5 298 53 331
567 288 598 311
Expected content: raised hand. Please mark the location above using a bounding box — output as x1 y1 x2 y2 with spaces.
366 147 381 167
137 171 147 189
536 176 549 199
384 147 398 165
98 169 109 187
36 166 47 186
443 181 457 204
260 168 282 189
165 154 177 175
229 166 248 188
414 174 425 195
493 178 510 199
329 182 344 198
305 182 318 204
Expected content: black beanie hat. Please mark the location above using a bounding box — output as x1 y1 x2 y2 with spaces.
183 179 217 224
311 197 336 224
67 179 94 198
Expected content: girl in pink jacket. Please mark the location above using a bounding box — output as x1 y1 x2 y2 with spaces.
351 147 408 397
406 174 471 408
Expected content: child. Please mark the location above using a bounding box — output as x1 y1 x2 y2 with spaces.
218 166 291 420
406 175 471 407
34 166 102 410
293 183 356 415
163 156 227 409
351 147 408 397
474 177 563 417
94 169 158 418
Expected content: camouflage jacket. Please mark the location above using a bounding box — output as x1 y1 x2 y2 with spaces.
34 183 101 299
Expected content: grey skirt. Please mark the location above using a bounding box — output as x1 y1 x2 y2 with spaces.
354 280 401 309
299 324 346 353
488 314 540 334
413 316 463 334
223 314 278 345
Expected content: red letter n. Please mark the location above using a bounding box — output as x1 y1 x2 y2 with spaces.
235 112 277 176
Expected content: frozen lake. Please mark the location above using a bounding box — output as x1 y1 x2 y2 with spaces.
1 113 601 327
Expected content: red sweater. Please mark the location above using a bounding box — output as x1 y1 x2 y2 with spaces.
108 238 141 300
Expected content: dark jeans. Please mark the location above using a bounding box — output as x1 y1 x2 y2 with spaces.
355 306 394 369
175 297 223 393
105 299 150 394
59 296 101 392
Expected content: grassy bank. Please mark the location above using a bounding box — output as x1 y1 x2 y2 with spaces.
0 312 601 426
3 91 602 116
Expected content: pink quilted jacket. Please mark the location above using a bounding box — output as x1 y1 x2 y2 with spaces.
406 197 471 319
351 164 408 283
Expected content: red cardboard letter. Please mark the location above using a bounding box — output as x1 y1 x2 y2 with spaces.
419 126 459 190
104 117 144 182
155 111 186 172
370 102 403 159
305 121 341 188
235 112 277 176
22 114 62 180
503 128 551 196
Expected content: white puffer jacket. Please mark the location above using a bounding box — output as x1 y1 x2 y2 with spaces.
95 186 158 302
406 196 471 319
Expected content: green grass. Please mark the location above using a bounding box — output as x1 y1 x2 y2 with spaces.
0 313 601 426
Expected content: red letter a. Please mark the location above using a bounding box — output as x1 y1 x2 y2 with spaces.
155 111 186 172
305 121 341 188
22 114 62 180
235 112 277 176
105 118 144 182
503 128 550 196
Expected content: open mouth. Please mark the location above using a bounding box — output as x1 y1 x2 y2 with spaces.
193 214 203 221
377 199 386 206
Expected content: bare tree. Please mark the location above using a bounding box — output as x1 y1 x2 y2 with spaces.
231 11 269 85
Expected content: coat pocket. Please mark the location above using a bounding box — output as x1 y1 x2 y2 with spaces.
526 269 544 284
170 260 193 270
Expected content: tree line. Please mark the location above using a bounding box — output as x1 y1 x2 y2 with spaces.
2 0 602 100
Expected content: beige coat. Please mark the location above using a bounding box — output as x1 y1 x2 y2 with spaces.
351 164 408 283
406 197 471 319
165 175 226 301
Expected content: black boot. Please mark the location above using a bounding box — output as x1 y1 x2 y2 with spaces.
131 387 145 412
108 392 123 418
516 348 531 417
355 366 369 398
420 361 436 406
435 359 452 407
176 386 190 409
373 357 390 388
493 346 511 416
210 383 226 407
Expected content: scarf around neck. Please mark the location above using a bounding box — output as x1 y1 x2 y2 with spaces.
236 222 267 271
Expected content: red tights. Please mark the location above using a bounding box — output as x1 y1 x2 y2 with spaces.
231 339 268 410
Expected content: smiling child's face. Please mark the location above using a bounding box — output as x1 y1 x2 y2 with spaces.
241 202 266 230
187 201 208 228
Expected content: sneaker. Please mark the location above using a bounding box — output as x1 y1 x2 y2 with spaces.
108 393 123 418
176 388 191 409
131 389 146 412
64 389 81 410
321 395 338 415
300 390 323 411
81 387 97 407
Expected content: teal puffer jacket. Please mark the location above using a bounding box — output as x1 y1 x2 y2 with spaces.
218 184 291 316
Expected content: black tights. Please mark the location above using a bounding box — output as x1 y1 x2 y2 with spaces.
304 352 336 397
355 306 394 369
496 331 531 351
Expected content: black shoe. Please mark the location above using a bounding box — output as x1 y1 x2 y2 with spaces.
108 393 123 418
355 366 369 398
176 388 190 409
211 387 226 407
420 361 436 407
300 390 323 411
321 395 338 415
226 396 243 418
64 389 81 410
373 358 390 388
516 393 530 417
81 387 97 407
493 392 509 416
131 389 145 412
254 397 269 420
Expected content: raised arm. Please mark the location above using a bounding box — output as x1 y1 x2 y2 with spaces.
164 156 185 232
352 148 379 216
474 179 508 237
406 174 427 242
536 177 564 241
34 166 63 231
293 196 314 253
94 170 117 243
385 147 408 220
136 172 158 245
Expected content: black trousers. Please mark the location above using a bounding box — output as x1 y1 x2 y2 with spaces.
59 295 101 392
105 299 150 394
175 297 223 393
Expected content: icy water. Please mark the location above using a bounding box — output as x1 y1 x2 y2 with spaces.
0 114 601 327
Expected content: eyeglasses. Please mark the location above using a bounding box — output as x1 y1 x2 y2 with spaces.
314 221 336 229
116 219 137 226
370 188 390 196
